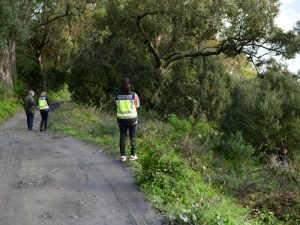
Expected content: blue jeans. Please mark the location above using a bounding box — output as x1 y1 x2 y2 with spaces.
26 112 34 130
119 124 137 156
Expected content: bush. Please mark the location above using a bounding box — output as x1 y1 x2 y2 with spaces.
13 79 28 98
0 83 21 122
44 68 69 91
47 84 71 101
217 132 255 172
223 71 300 158
16 56 43 91
254 192 300 224
167 114 193 135
160 57 232 120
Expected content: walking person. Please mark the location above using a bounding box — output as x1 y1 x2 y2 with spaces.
24 90 37 131
38 91 50 131
116 78 140 162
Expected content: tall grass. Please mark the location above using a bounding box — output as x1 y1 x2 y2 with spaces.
0 83 21 123
47 84 71 101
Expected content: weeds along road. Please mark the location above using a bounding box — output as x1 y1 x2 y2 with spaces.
0 110 162 225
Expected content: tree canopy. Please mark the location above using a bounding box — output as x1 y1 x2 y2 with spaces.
0 0 28 48
127 0 300 72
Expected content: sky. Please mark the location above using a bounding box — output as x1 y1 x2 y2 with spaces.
275 0 300 73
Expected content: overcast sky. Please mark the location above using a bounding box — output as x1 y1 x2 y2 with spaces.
275 0 300 73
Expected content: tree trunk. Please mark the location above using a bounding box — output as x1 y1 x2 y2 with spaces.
38 55 44 69
0 37 16 87
9 38 17 81
0 44 13 87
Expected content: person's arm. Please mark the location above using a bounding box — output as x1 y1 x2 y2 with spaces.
134 94 140 109
31 97 37 108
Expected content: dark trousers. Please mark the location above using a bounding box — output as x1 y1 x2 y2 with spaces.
40 110 49 131
119 124 137 156
26 112 34 130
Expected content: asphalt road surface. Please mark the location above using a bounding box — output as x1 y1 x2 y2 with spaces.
0 110 163 225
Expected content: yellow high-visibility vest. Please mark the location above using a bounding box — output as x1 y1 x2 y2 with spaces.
39 97 49 110
116 93 137 119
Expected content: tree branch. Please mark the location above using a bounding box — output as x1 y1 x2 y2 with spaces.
165 47 223 68
30 4 71 30
136 9 287 71
20 51 38 62
137 12 165 69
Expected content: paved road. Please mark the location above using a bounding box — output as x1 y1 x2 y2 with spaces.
0 111 162 225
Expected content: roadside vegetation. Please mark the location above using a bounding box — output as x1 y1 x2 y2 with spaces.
0 83 21 123
47 84 71 102
50 73 300 224
49 103 263 225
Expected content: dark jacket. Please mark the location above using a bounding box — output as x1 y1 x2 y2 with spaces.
24 95 37 113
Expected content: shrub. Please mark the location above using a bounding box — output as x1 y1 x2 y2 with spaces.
16 57 43 91
44 68 69 91
13 79 28 98
217 132 255 172
223 71 300 158
160 57 232 121
0 83 21 122
47 84 71 101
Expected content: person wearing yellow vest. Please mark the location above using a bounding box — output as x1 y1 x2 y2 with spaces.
116 78 140 161
38 91 50 131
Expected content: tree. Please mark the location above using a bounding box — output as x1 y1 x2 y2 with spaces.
219 54 257 78
22 0 97 69
0 0 29 86
127 0 300 72
1 0 102 88
160 56 232 120
222 71 300 157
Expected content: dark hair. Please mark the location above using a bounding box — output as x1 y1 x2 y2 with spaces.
278 147 287 155
120 77 130 94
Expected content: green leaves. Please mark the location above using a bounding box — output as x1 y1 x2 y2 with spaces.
223 71 300 156
125 0 294 71
0 0 29 48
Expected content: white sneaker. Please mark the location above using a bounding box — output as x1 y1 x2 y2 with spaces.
130 155 138 161
120 156 127 162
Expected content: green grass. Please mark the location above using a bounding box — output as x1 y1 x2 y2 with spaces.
49 102 283 225
47 84 71 101
0 84 22 123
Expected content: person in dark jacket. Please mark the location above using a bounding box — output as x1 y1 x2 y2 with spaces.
277 147 290 166
38 91 50 131
116 78 140 161
24 90 37 130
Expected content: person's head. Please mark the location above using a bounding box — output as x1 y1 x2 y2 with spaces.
28 90 35 96
278 147 288 155
40 91 46 97
120 77 131 94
